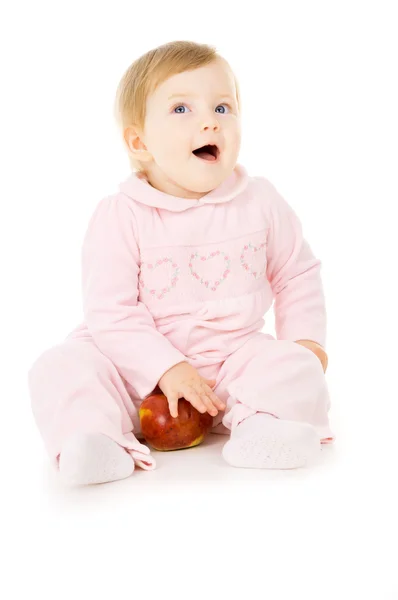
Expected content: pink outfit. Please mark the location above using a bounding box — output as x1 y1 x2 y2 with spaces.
28 164 334 472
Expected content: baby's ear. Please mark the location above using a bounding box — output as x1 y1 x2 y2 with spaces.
123 126 152 162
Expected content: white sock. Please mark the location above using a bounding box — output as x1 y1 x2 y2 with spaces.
222 413 320 470
58 433 135 486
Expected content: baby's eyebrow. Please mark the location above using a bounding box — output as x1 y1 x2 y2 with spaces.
167 93 235 102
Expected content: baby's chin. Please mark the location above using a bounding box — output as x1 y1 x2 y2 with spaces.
181 162 232 193
180 175 224 196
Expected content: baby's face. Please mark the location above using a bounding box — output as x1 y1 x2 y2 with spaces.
139 59 241 198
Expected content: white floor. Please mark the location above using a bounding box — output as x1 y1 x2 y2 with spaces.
3 399 398 600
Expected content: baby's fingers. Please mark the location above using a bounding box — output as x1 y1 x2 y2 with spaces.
203 386 226 410
183 388 208 414
167 392 180 418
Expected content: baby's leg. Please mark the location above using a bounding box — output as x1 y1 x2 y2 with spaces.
213 333 334 469
27 337 156 485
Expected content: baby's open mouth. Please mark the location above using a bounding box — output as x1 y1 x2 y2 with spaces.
192 144 220 162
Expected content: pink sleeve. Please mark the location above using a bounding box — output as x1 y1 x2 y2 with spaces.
81 195 187 399
264 180 327 348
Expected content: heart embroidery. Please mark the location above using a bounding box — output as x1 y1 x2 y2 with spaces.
240 241 267 279
139 257 180 300
189 250 231 291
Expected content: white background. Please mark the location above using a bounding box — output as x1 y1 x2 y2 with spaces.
1 1 398 598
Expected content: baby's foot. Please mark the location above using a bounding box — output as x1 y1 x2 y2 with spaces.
222 413 320 470
58 432 135 485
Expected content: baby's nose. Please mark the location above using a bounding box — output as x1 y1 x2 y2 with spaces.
201 121 220 132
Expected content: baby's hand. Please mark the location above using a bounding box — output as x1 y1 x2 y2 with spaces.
158 361 226 418
295 339 328 372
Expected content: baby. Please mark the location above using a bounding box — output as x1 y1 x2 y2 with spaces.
28 40 334 486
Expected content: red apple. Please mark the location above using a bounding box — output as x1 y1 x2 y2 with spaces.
139 392 213 451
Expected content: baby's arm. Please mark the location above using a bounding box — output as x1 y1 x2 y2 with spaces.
263 180 327 352
81 194 187 399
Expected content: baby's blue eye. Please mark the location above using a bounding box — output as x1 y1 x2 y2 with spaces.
174 105 190 114
215 104 229 114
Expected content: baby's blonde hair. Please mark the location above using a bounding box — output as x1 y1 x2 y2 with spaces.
113 40 241 172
